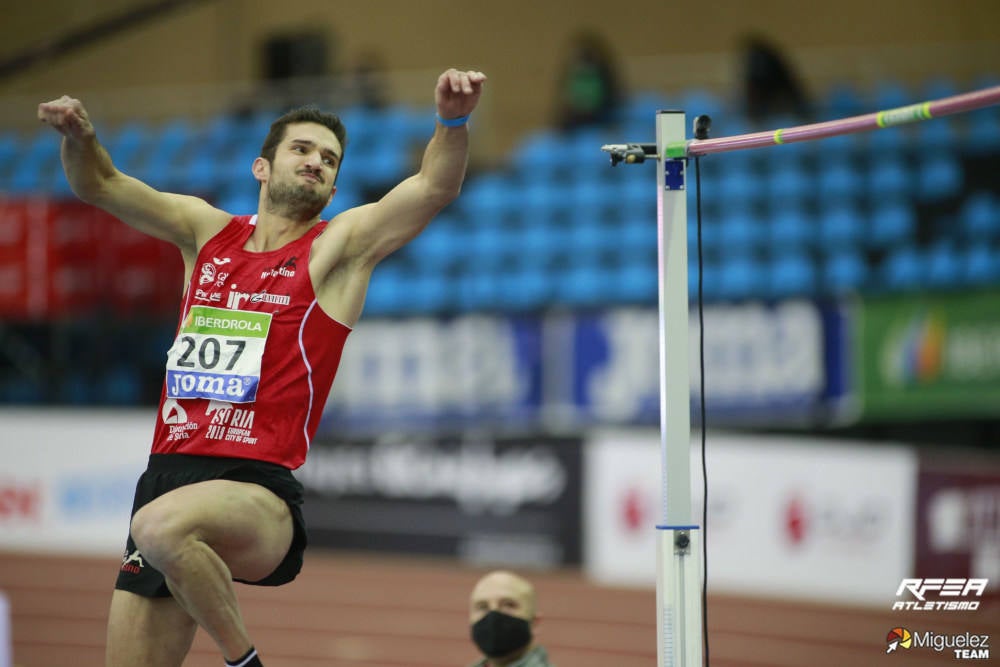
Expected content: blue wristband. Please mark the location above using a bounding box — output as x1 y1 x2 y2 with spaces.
436 113 470 127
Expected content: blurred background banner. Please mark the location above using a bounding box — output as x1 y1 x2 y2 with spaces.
584 430 918 604
298 432 583 567
319 301 851 434
320 315 544 434
0 197 182 319
855 291 1000 419
915 463 1000 594
0 410 151 555
569 301 849 424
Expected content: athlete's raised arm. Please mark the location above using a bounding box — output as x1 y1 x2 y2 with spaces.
38 95 231 261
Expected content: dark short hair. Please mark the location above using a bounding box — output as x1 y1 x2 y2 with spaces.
259 106 348 165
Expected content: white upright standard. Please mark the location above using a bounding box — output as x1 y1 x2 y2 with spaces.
655 109 703 667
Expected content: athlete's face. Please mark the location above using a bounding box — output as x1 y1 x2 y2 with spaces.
263 122 342 220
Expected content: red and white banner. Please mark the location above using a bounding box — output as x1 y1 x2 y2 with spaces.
0 198 182 319
0 409 153 554
584 430 918 605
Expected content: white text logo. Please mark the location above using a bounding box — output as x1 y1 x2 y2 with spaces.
893 578 988 611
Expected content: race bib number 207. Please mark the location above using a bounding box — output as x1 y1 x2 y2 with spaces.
165 306 272 403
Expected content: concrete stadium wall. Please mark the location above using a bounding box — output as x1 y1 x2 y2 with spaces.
2 0 999 155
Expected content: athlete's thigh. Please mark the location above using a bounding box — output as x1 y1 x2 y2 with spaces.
106 589 196 667
143 478 294 581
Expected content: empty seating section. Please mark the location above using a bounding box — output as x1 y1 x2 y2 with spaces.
2 77 999 317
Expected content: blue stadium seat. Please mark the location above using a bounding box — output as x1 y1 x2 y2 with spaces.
6 130 59 194
964 244 1000 285
50 171 75 198
925 241 963 288
620 216 656 258
916 154 963 202
770 206 815 250
823 249 869 293
154 118 196 164
566 217 615 263
459 174 516 223
915 118 959 153
964 110 1000 155
365 265 408 315
718 210 766 251
817 157 864 206
338 106 374 147
866 126 907 157
364 149 409 186
880 245 923 291
687 213 722 256
716 164 765 207
103 366 142 405
522 179 570 223
468 223 517 269
200 115 244 156
867 201 916 248
569 176 619 217
872 80 912 110
718 253 766 301
767 252 817 298
867 156 913 201
106 121 153 173
817 131 862 161
556 263 616 308
520 221 563 268
55 370 93 405
692 257 723 302
377 105 423 146
406 217 465 271
767 162 813 206
621 172 654 211
960 191 1000 241
567 128 617 177
818 203 864 249
402 270 454 314
501 263 553 311
618 261 657 303
512 130 567 178
326 185 363 217
457 269 502 311
214 187 259 216
182 151 230 193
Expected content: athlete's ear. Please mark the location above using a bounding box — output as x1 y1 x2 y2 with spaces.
326 185 336 207
252 156 270 184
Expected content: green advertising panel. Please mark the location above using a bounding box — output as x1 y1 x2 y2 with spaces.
856 291 1000 419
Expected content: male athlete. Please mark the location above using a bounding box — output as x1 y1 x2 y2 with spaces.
38 67 486 667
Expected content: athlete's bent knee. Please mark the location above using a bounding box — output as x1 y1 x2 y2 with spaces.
130 500 191 571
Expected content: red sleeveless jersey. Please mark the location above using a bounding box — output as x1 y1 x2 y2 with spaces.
151 215 351 469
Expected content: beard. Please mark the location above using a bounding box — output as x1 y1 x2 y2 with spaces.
265 177 329 221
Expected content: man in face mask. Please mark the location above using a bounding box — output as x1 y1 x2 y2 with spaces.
467 570 555 667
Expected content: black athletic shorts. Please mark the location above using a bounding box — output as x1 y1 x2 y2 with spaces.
115 453 308 598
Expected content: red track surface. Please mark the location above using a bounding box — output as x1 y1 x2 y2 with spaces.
1 551 996 666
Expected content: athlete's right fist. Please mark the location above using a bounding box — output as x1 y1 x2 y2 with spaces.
38 95 95 140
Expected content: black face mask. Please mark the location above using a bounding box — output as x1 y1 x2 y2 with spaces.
471 610 533 658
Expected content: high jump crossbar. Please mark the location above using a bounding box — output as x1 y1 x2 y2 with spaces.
603 84 1000 163
600 83 1000 667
